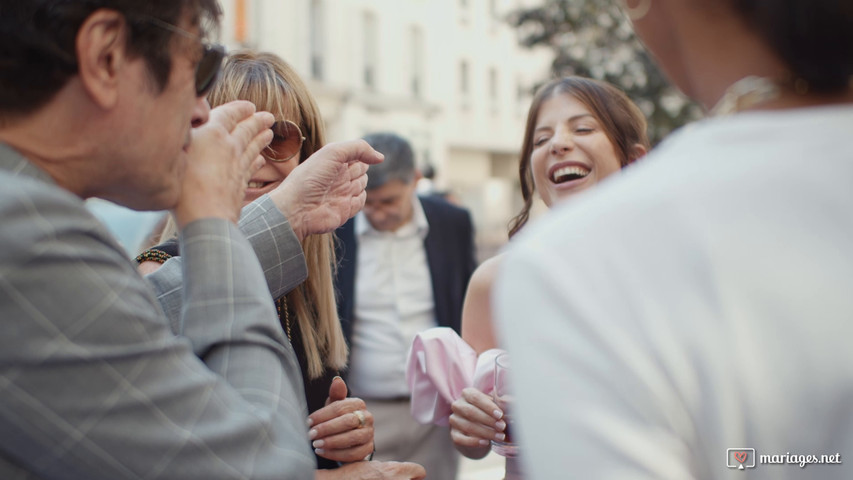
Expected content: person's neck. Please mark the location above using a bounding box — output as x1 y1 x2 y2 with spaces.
0 86 101 198
671 7 836 113
686 41 790 112
709 76 853 116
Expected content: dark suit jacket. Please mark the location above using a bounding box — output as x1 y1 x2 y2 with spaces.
334 195 477 345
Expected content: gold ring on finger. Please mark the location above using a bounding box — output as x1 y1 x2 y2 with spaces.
353 410 367 429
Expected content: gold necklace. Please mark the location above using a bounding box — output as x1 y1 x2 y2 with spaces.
710 76 781 116
276 296 292 341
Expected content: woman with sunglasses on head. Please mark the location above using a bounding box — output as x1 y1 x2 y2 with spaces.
138 51 425 480
406 76 648 480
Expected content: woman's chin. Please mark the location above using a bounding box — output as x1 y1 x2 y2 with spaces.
244 181 282 204
541 176 595 207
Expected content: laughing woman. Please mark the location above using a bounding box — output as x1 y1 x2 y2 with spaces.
448 76 649 479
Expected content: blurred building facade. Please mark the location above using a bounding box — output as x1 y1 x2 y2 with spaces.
218 0 550 256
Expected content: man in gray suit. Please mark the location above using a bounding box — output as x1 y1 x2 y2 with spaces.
0 2 426 479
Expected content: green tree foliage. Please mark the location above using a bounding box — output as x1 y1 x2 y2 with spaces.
508 0 704 144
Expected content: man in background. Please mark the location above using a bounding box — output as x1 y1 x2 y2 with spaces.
335 132 477 479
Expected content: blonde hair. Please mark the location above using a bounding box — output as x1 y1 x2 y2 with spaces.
199 51 347 379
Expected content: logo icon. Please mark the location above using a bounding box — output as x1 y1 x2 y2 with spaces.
727 448 756 470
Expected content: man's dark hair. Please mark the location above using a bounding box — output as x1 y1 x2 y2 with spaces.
733 0 853 93
362 132 417 190
0 0 221 120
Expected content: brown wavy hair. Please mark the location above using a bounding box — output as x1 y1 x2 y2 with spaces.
507 77 650 238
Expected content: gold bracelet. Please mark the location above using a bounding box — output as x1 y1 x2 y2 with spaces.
135 249 172 265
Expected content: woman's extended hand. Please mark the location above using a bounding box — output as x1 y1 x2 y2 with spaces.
449 387 506 459
308 377 375 463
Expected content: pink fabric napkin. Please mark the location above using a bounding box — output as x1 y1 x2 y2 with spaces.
406 327 505 426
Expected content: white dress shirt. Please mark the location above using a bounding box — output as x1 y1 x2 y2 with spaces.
347 196 436 398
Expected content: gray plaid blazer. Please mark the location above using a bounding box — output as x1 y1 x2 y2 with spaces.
0 143 314 479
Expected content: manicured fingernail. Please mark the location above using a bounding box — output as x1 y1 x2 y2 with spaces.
494 432 506 441
306 418 313 428
495 420 506 431
312 439 325 449
478 439 489 447
308 429 318 440
493 409 503 419
314 448 325 455
333 375 342 381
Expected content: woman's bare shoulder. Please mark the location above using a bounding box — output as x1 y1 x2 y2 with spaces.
469 253 506 289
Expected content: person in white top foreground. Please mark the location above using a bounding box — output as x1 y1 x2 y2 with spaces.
494 0 853 479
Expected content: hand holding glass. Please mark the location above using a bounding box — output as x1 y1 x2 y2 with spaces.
491 353 517 457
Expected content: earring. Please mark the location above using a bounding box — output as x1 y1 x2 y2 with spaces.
623 0 651 21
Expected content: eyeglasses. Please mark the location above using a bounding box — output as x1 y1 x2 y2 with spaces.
193 43 225 96
265 120 306 162
143 16 225 96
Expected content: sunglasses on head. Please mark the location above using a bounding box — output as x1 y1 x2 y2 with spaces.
265 120 306 162
142 16 225 96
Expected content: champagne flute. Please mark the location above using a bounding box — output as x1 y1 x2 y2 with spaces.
491 352 517 457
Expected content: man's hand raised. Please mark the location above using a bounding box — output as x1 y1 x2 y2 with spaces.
174 101 274 228
269 140 383 241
